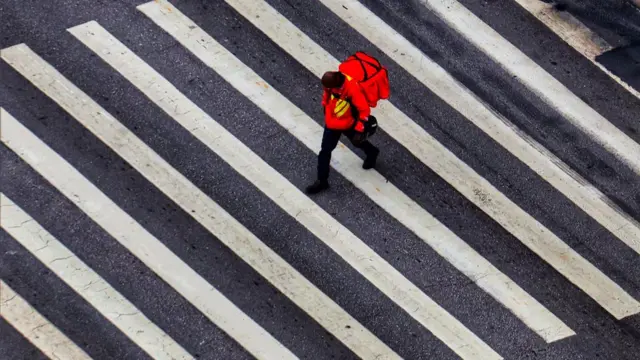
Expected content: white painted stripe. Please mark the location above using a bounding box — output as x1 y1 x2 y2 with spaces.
0 191 193 360
1 43 398 360
511 0 640 101
68 19 499 360
416 0 640 175
404 0 640 257
0 279 92 360
0 104 296 360
138 0 576 344
216 0 640 320
513 0 613 60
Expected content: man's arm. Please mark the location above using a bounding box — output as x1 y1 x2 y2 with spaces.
346 83 371 120
321 88 330 107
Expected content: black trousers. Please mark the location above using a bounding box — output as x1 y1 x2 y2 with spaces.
317 126 378 181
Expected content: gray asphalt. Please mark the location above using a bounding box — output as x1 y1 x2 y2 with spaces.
1 0 640 359
531 0 640 94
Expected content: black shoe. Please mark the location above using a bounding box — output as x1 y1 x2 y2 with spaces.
305 180 329 194
363 148 379 169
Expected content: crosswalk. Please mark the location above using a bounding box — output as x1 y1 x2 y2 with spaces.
1 278 93 360
1 0 639 359
1 192 192 359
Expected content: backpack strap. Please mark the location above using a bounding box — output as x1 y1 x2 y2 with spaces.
351 52 382 81
352 55 369 81
353 51 382 69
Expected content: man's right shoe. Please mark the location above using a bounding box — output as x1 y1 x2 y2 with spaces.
363 148 380 169
305 180 329 194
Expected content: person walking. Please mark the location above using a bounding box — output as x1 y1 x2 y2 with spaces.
305 70 380 194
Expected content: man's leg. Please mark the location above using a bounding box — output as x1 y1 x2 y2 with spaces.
346 130 379 169
306 126 341 194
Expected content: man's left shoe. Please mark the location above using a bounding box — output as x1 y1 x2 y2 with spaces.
305 179 330 194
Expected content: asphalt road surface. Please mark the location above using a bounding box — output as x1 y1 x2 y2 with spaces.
2 0 640 359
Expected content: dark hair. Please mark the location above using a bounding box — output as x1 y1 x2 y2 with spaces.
321 71 345 89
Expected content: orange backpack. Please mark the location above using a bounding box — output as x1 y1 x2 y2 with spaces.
338 51 390 108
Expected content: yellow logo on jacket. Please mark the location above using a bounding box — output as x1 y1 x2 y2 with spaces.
333 96 350 117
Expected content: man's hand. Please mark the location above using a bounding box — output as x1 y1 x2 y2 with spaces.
354 119 366 133
352 118 368 145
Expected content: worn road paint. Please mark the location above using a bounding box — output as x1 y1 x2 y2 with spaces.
140 0 577 346
218 0 640 321
0 101 297 360
0 277 93 360
512 0 640 100
71 15 500 359
417 0 640 176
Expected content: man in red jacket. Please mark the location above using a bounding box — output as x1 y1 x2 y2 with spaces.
306 71 380 194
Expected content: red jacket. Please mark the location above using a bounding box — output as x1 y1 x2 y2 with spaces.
321 74 371 131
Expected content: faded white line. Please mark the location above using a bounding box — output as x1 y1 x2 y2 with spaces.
0 278 93 360
138 0 576 344
70 18 498 360
3 39 400 360
511 0 640 101
0 191 193 360
218 0 640 320
0 104 296 360
417 0 640 175
415 0 640 255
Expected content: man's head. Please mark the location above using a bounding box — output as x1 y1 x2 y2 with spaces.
321 71 345 89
